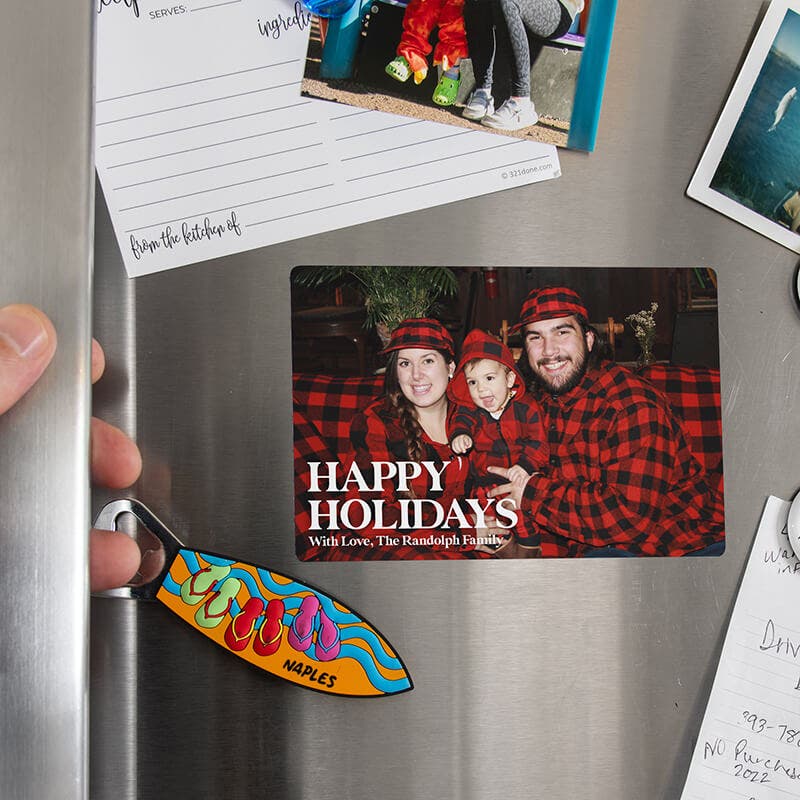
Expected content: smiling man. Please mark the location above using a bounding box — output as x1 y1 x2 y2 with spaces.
488 286 725 558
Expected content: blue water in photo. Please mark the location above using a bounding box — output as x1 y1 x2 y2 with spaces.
711 45 800 225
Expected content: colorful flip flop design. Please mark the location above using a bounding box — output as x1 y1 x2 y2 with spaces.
253 598 285 657
224 596 265 651
195 577 242 629
179 563 232 605
315 608 341 662
288 594 320 652
95 499 414 696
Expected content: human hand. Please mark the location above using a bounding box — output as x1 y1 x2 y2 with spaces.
505 464 531 488
473 516 540 559
451 434 473 454
472 516 512 554
0 304 142 592
489 534 540 558
471 518 538 558
486 465 529 511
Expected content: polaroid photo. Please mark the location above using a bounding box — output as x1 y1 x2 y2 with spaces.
688 0 800 253
300 0 616 150
290 266 725 561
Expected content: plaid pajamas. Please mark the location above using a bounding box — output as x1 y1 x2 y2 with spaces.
450 396 548 547
521 362 725 557
447 328 548 547
450 395 548 477
347 398 488 559
396 0 469 75
293 374 486 560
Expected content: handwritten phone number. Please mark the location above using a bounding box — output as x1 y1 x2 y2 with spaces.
501 165 550 180
742 711 800 746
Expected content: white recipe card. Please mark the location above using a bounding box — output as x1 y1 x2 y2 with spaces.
95 0 560 277
681 496 800 799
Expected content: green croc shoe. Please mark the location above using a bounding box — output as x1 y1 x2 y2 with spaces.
385 56 411 83
432 73 460 106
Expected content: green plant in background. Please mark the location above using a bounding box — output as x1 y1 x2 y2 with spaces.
625 302 658 367
292 266 459 334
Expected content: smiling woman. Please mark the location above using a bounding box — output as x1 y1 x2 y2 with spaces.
345 318 490 558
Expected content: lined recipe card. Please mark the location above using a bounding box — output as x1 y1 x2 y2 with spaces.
95 0 560 277
681 496 800 800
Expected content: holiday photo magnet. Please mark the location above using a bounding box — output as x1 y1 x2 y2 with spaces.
290 266 725 560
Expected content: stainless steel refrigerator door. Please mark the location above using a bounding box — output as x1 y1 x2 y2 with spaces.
90 0 800 798
0 2 94 799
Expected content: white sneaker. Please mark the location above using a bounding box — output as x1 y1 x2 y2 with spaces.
482 97 539 131
462 89 494 121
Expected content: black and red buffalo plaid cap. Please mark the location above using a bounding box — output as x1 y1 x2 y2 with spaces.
510 286 589 333
381 318 454 359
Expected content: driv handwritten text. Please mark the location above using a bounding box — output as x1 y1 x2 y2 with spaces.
760 618 800 660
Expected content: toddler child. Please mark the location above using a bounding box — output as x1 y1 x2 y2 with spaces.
385 0 468 107
447 329 548 547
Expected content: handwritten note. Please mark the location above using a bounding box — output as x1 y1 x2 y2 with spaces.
681 496 800 800
95 0 560 277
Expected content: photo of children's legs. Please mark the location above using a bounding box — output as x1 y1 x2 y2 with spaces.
301 0 590 147
385 0 468 106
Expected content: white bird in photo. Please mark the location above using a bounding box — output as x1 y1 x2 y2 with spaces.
768 86 797 132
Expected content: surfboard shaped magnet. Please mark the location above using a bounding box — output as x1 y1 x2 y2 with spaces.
94 499 412 698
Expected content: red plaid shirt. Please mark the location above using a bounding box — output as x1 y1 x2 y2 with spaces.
344 397 489 559
522 362 725 557
449 395 548 548
450 393 548 478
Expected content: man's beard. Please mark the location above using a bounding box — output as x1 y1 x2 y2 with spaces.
531 348 589 395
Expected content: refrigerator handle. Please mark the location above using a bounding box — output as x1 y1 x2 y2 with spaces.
0 2 95 798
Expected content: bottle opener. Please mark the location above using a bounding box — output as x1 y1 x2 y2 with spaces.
94 499 412 697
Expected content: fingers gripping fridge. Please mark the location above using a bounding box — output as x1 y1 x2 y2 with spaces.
3 1 800 799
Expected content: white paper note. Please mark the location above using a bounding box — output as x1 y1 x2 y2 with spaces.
95 0 560 277
681 496 800 800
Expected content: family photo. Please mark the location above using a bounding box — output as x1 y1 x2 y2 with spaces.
301 0 615 149
291 266 725 561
